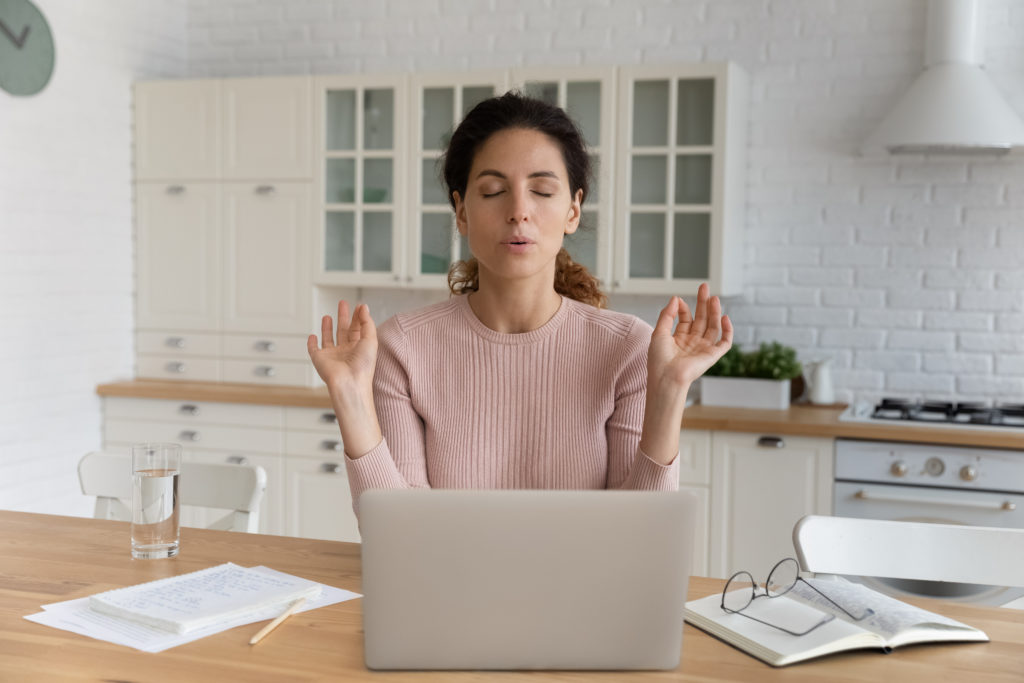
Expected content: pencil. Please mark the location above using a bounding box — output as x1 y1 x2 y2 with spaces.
249 597 307 645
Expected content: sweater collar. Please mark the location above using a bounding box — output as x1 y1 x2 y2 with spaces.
455 293 570 345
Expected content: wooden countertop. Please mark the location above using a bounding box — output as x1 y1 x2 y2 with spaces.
97 380 1024 450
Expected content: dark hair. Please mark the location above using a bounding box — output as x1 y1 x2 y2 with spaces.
441 91 607 308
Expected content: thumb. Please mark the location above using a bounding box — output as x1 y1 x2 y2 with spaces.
653 297 680 337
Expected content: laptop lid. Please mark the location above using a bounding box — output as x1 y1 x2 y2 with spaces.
360 489 696 671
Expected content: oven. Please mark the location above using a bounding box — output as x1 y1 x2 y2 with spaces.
833 438 1024 607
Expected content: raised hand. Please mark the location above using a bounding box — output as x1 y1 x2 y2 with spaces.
307 301 382 458
640 283 733 466
647 283 733 391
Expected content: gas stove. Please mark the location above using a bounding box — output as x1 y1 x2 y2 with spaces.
840 398 1024 430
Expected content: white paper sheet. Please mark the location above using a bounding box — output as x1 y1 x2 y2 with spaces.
23 566 361 653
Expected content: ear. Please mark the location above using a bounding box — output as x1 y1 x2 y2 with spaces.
453 191 468 236
564 188 582 235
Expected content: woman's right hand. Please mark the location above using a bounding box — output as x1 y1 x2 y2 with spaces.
307 301 382 458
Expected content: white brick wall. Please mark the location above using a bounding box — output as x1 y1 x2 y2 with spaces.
0 0 187 515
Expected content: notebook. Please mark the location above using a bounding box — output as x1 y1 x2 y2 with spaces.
359 489 696 671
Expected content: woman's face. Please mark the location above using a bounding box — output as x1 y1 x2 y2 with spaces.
452 127 582 290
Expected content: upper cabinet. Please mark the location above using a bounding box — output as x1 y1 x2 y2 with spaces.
135 77 312 181
614 64 747 297
314 74 407 287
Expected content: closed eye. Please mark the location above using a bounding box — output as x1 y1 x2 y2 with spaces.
482 190 504 198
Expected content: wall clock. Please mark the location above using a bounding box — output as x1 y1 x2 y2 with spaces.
0 0 55 96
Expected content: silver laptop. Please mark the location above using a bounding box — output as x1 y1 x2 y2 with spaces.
359 489 696 671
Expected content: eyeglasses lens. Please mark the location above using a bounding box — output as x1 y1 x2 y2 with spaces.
722 571 755 612
766 558 798 597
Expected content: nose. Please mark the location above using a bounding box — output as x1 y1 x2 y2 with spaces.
506 189 530 224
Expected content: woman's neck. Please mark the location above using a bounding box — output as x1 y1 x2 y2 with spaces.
467 277 562 334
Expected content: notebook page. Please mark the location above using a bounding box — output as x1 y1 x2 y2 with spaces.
88 562 322 633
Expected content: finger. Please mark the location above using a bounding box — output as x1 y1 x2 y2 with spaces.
336 301 351 343
690 283 709 336
306 334 319 356
347 303 364 343
673 297 693 338
704 295 723 340
358 304 377 343
653 297 681 337
320 315 335 347
719 314 734 347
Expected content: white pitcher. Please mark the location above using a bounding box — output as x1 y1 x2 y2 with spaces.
806 358 835 405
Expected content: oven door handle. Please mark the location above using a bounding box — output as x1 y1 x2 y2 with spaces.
853 488 1017 511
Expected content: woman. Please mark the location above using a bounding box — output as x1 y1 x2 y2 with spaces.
308 92 732 515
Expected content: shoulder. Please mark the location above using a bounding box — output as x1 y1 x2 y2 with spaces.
563 298 652 342
378 297 463 345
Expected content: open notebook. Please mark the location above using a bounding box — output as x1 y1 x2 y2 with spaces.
684 576 988 667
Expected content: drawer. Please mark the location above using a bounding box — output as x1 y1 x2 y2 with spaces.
105 418 282 455
138 355 220 382
104 397 283 428
286 429 345 458
221 359 309 386
136 330 220 357
222 333 309 361
285 406 340 432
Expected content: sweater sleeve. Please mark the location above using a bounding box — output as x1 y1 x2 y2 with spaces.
605 318 680 492
343 317 431 517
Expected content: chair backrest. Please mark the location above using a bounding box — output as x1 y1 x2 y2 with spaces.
78 451 267 533
793 515 1024 588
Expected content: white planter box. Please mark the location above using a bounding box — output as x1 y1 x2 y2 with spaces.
700 377 791 410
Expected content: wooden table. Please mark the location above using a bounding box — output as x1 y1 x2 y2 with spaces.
1 511 1022 682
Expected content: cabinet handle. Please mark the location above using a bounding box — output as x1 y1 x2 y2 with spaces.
226 455 249 465
255 185 276 195
178 404 199 416
393 275 401 282
179 430 201 442
254 365 276 377
254 340 276 352
165 336 186 349
319 412 338 424
166 185 185 195
320 462 343 474
166 361 186 374
320 439 344 452
757 436 785 448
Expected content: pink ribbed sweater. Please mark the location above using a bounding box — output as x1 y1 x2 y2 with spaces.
343 294 680 514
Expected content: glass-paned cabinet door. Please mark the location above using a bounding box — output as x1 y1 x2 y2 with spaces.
614 64 747 297
315 75 407 286
406 72 507 288
509 67 616 288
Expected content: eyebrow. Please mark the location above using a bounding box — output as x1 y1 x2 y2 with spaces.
474 169 561 181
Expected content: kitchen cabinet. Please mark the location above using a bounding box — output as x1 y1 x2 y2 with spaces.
706 430 833 579
134 77 314 385
614 63 747 297
677 428 712 577
101 398 361 541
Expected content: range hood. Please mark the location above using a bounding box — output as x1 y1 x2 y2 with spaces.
862 0 1024 155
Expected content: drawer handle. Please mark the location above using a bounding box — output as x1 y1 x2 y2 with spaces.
166 185 185 195
255 185 276 195
254 365 276 377
757 436 785 448
255 340 276 352
179 430 201 442
319 412 338 424
165 336 186 349
166 361 186 374
178 404 199 416
226 455 249 465
320 440 344 452
320 462 343 474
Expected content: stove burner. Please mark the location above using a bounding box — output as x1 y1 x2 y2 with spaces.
868 398 1024 429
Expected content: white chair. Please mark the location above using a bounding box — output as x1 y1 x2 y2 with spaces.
78 451 267 533
793 515 1024 606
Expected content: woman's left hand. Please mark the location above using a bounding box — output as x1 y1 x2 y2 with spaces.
647 282 733 394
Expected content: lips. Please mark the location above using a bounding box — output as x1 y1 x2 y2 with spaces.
501 236 535 246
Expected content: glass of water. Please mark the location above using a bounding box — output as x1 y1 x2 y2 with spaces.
131 443 181 559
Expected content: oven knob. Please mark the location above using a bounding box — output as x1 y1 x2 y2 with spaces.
925 457 945 477
890 461 908 477
960 465 978 482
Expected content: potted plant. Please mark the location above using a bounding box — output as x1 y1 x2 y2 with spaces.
700 342 803 410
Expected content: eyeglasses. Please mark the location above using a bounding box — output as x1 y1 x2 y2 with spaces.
721 557 874 636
